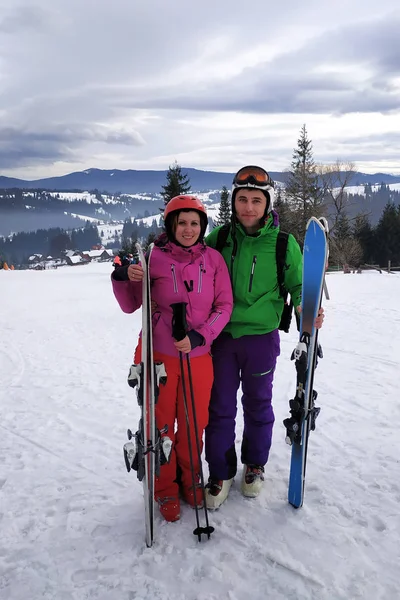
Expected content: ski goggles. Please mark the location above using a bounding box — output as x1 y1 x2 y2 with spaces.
233 166 274 189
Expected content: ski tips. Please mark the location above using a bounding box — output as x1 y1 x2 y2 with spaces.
305 216 329 235
306 216 324 231
193 525 215 541
318 217 329 234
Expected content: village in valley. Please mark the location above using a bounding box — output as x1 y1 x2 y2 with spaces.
25 246 115 270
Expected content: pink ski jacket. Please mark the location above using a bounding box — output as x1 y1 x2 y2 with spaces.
112 239 233 358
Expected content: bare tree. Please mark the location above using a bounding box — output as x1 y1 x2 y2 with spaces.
316 160 357 234
330 236 363 267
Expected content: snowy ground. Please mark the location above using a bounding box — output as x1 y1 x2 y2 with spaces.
1 265 399 600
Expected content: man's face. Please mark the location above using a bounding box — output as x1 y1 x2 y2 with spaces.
234 189 267 232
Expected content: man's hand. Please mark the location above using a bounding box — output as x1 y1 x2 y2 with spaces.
315 306 325 329
296 306 325 329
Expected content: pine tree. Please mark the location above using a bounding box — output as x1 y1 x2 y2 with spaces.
374 202 400 265
353 214 374 264
143 232 156 252
285 124 322 240
160 161 191 206
215 186 231 226
274 185 295 234
120 236 139 262
330 214 363 268
49 232 71 257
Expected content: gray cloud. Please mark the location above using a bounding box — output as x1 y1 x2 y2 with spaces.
0 0 399 175
0 5 50 33
0 124 144 169
114 12 400 116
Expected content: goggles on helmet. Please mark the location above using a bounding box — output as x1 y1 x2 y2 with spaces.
233 166 275 190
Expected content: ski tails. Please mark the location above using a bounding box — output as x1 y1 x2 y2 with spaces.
285 217 329 508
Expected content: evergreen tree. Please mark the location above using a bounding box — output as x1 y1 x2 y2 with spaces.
353 213 374 264
72 224 101 250
143 232 157 252
215 186 231 226
364 182 373 202
160 161 191 206
49 232 71 257
329 214 363 267
285 124 322 240
335 213 353 241
119 236 139 261
374 202 400 265
274 185 295 234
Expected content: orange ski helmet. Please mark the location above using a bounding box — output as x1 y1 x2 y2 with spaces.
164 195 208 242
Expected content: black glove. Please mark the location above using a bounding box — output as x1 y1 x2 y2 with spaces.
112 265 130 281
187 330 205 350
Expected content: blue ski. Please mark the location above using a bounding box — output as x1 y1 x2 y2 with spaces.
284 217 329 508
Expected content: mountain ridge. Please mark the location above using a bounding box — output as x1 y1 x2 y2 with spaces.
1 167 400 194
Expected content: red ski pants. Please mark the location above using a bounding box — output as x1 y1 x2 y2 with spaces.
134 342 213 498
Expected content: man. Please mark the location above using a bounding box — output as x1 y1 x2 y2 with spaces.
204 165 324 509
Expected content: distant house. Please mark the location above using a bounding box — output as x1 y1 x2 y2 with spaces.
65 255 90 266
28 257 67 270
81 249 112 262
28 254 44 263
63 250 82 258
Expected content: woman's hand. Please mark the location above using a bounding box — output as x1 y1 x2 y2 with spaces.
127 264 144 282
174 336 192 354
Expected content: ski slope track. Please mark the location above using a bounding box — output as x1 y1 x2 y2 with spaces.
1 265 399 600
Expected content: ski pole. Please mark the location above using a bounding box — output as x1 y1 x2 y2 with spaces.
185 354 214 539
179 352 206 541
170 302 214 541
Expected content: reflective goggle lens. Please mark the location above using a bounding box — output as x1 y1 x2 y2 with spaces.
234 166 274 188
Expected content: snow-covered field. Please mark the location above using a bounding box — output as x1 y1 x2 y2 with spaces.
1 266 399 600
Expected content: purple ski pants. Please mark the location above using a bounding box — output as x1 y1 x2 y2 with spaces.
205 331 280 480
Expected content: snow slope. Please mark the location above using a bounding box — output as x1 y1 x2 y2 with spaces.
1 266 399 600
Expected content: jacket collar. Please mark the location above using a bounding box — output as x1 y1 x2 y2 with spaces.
234 211 279 239
158 238 206 262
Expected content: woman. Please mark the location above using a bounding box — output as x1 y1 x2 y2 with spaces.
112 195 233 522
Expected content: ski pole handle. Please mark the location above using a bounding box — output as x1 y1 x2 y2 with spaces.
170 302 188 341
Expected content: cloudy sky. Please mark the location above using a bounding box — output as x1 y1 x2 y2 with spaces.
1 0 399 179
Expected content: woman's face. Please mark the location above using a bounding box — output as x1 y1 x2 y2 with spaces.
174 211 202 246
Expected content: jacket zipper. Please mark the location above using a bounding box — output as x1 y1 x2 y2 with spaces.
198 263 203 292
209 310 222 326
249 256 257 292
171 264 178 293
